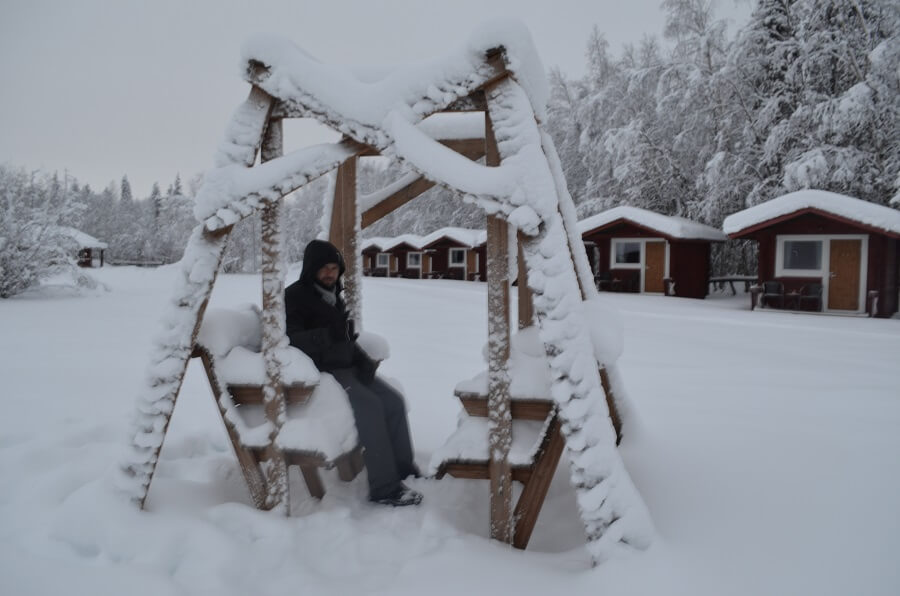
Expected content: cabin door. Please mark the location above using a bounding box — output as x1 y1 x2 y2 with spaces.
644 241 666 293
827 238 861 311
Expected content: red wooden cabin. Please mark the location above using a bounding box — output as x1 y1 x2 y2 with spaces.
361 237 393 276
379 234 426 279
420 227 487 280
578 206 726 299
724 190 900 317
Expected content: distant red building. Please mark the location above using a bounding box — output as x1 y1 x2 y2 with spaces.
420 227 486 280
724 190 900 317
578 206 726 299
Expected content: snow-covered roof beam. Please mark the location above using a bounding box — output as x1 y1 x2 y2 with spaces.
242 45 508 153
360 138 486 228
199 138 364 232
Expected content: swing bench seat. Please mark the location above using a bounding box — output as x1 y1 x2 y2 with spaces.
431 392 564 550
191 306 366 506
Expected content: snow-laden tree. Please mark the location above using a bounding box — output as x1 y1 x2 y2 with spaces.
779 0 900 205
0 166 85 298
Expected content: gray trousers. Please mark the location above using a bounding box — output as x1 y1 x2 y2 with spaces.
329 368 417 499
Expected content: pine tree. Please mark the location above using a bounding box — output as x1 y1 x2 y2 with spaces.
120 175 133 204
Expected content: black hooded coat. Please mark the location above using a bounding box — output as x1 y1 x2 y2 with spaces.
285 239 366 374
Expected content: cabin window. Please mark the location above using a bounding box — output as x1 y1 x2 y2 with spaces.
782 240 822 271
449 248 466 266
612 240 641 268
407 252 422 268
376 253 389 268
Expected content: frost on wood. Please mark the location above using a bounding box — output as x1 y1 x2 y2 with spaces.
259 201 289 513
486 78 654 562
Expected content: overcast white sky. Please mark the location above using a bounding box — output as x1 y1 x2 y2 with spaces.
0 0 750 198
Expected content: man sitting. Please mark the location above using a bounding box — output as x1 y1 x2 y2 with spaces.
285 239 422 507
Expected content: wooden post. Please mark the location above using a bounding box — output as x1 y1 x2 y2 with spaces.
329 158 360 325
259 117 290 513
485 107 513 544
517 232 533 329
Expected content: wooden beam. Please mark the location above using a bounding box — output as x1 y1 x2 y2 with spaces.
194 347 268 509
444 90 487 112
259 117 290 513
360 139 486 228
485 101 513 544
329 158 360 323
246 51 509 140
517 232 534 329
513 416 565 549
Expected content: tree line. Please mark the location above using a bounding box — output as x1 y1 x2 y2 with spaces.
2 0 897 297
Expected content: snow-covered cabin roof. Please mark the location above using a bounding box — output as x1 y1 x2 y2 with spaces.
578 206 727 241
360 237 394 251
421 227 487 248
379 234 425 251
57 226 108 249
723 189 900 238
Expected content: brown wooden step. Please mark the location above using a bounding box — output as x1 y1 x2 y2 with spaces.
226 383 314 406
454 391 554 420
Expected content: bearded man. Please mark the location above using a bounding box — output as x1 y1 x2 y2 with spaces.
285 239 422 506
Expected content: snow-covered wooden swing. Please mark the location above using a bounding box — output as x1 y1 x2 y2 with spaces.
119 20 652 564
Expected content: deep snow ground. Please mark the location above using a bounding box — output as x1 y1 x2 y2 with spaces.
1 266 898 595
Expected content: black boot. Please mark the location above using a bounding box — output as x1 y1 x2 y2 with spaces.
370 483 423 507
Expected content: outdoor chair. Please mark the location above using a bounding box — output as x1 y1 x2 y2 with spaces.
594 271 612 291
798 283 823 311
761 281 784 308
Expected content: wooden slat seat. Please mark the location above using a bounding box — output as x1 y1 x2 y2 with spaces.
433 413 565 550
226 383 314 406
190 343 364 504
454 391 554 420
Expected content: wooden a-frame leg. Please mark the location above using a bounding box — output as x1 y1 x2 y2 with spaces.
300 466 325 499
512 416 565 550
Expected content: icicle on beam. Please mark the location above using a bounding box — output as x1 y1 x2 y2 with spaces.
259 117 290 513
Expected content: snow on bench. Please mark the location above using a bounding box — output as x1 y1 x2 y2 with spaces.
195 304 357 461
428 327 555 476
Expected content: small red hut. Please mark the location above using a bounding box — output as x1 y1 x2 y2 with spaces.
361 237 393 276
578 206 726 298
420 227 487 280
379 234 426 279
60 227 107 268
724 190 900 317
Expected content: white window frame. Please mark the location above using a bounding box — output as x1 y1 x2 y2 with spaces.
608 238 670 294
610 238 643 269
376 253 389 268
406 252 422 268
449 247 466 267
774 234 868 313
775 236 825 277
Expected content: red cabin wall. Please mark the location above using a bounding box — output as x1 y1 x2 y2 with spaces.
669 241 711 299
